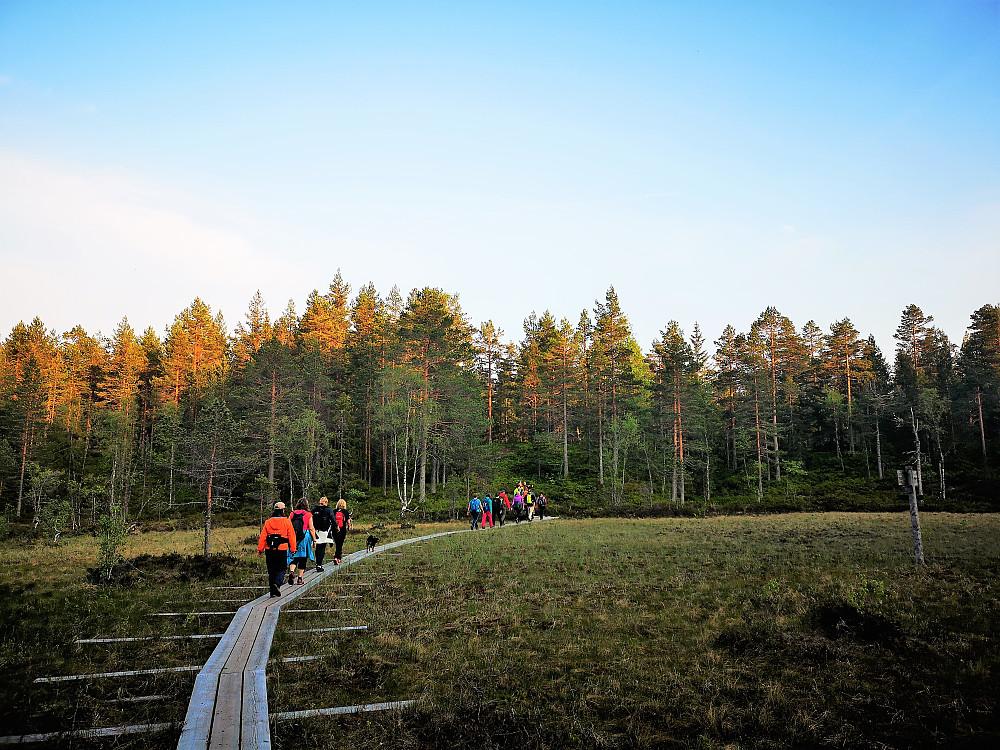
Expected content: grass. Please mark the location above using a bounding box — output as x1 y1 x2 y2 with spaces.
1 513 998 748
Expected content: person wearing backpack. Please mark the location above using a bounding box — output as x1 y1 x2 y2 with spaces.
287 500 316 585
496 490 509 527
331 498 353 565
511 491 524 524
525 488 535 522
311 496 335 572
257 502 297 597
468 494 482 530
537 493 548 520
481 494 493 529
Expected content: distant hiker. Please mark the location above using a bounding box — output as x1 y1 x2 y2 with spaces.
311 496 335 572
257 502 296 597
331 499 353 565
468 494 482 530
287 500 316 585
496 490 509 527
525 488 535 522
481 494 494 529
537 493 547 520
511 491 524 524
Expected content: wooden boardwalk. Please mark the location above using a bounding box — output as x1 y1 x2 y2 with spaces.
176 529 467 750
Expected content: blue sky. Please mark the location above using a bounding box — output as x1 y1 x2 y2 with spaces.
1 1 997 356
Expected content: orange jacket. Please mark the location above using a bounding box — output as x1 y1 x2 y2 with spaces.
258 516 297 553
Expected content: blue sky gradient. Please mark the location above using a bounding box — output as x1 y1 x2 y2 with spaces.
2 1 997 353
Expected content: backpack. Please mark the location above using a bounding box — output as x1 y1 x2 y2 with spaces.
265 533 286 551
313 506 333 532
290 511 306 543
334 508 348 532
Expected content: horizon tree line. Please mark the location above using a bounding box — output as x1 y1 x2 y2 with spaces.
2 272 997 552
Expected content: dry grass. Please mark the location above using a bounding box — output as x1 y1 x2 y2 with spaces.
1 514 998 748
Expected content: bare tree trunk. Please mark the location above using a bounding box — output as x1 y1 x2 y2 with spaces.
910 408 923 496
938 439 946 500
562 366 569 478
598 396 604 486
905 468 925 565
875 412 884 479
204 442 216 557
976 387 987 472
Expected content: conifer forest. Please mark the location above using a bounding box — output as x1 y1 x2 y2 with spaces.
2 273 998 548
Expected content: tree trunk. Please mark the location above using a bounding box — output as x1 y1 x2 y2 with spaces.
910 408 923 496
976 387 987 471
906 468 925 565
204 442 216 557
875 412 884 479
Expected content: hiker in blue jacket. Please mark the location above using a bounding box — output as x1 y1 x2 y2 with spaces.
468 494 482 530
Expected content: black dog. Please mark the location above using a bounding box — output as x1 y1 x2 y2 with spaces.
366 535 379 553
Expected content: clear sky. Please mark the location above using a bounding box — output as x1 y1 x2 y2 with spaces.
1 1 997 357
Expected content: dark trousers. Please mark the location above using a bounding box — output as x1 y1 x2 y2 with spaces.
265 549 287 596
497 507 506 527
315 543 328 566
333 530 347 561
537 505 545 519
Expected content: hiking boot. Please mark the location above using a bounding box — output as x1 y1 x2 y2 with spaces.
297 577 304 585
316 565 324 572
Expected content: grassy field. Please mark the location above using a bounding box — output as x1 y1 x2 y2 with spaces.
1 513 998 749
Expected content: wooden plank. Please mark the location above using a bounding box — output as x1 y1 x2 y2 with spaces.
103 695 170 704
220 607 266 675
240 670 269 750
244 606 280 680
151 611 239 617
0 722 176 745
281 608 346 614
34 665 202 683
76 634 223 644
207 671 243 750
177 671 220 750
271 700 416 720
275 655 326 663
287 626 367 634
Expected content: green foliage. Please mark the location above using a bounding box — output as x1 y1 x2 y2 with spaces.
96 504 128 584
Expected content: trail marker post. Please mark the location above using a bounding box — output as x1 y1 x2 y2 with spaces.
898 465 925 566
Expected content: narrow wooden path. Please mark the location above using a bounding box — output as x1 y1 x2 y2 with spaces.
176 528 467 750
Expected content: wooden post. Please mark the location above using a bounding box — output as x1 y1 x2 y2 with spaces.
898 466 925 566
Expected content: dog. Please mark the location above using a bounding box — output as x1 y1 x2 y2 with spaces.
366 535 379 553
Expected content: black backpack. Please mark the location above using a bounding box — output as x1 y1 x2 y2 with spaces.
290 512 306 543
265 533 286 551
312 506 333 532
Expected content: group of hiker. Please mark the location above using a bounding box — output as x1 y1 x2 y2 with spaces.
256 496 353 597
468 482 547 530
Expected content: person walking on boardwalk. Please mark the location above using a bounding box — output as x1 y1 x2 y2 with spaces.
331 498 353 565
468 493 482 530
257 502 296 597
481 494 494 529
287 500 316 585
536 493 548 520
311 496 335 572
511 490 524 524
525 487 536 522
496 490 509 527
